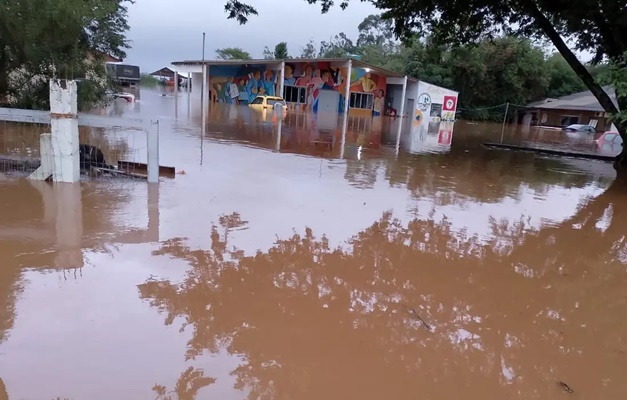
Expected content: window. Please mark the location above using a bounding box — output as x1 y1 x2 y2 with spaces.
267 98 286 107
251 97 264 105
283 85 307 104
350 92 374 110
605 133 617 142
560 115 579 126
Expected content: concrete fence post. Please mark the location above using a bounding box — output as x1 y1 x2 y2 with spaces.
147 120 160 183
49 80 80 183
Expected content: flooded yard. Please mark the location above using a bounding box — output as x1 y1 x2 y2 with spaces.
0 88 626 399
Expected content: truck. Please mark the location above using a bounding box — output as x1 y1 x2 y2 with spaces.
105 62 140 86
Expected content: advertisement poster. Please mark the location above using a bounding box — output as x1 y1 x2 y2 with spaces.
430 103 442 118
438 127 453 145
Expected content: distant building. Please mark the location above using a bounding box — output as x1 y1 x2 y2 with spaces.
524 86 617 131
150 67 190 87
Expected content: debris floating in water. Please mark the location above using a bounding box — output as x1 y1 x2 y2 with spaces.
409 308 432 331
558 381 574 393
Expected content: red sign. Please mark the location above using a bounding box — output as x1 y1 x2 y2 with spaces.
443 96 457 111
438 129 452 145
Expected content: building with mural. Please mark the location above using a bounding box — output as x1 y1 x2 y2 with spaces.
170 57 458 130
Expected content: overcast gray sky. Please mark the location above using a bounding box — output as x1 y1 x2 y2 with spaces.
124 0 379 72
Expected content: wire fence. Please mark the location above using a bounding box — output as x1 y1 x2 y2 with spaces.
0 107 152 180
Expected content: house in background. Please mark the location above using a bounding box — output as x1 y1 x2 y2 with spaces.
150 67 190 87
524 86 618 131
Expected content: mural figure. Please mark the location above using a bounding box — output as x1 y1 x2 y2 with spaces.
225 76 240 104
237 78 248 104
295 65 314 87
350 71 378 93
373 89 385 116
284 63 297 86
262 70 276 96
246 70 263 102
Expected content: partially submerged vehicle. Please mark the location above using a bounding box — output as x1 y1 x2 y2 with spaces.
249 95 287 116
562 124 596 133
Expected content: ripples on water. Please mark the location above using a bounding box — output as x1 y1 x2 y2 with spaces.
0 88 625 399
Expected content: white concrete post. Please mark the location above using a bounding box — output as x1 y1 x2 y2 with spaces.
395 76 408 155
174 71 179 91
206 64 211 104
201 64 207 107
147 120 160 183
279 61 285 99
340 112 347 159
339 59 352 160
192 72 201 93
49 80 80 183
343 60 352 114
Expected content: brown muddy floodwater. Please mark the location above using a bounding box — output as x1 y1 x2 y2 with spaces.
0 88 626 399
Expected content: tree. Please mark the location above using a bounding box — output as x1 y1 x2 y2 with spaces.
262 46 274 59
222 0 627 167
215 47 251 60
544 53 587 98
273 42 289 59
300 39 318 58
318 33 357 58
356 14 396 51
0 0 131 110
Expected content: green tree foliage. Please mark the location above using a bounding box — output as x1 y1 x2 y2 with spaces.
273 42 289 59
262 46 274 59
318 33 358 58
300 39 318 58
0 0 131 110
264 42 289 59
215 47 252 60
544 53 587 98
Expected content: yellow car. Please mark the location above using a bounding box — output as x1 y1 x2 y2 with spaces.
249 95 288 115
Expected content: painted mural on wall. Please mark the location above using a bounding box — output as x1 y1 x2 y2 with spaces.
209 65 280 105
284 62 386 114
208 62 388 114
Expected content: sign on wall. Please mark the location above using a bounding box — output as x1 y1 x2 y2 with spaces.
417 93 431 111
438 128 452 145
430 103 442 118
443 95 457 111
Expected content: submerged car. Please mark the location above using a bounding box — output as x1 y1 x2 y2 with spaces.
562 124 596 133
249 95 287 115
595 131 623 148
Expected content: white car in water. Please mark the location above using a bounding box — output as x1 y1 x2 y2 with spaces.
562 124 596 133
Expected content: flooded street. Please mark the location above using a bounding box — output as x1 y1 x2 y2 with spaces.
1 88 626 399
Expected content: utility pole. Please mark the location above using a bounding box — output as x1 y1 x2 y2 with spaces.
200 32 206 107
200 32 206 165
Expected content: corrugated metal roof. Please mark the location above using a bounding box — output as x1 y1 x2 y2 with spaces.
528 86 617 112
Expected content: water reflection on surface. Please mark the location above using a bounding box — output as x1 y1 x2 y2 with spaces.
0 89 625 399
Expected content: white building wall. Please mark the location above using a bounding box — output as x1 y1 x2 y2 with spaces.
405 80 459 151
191 72 202 92
415 81 459 123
